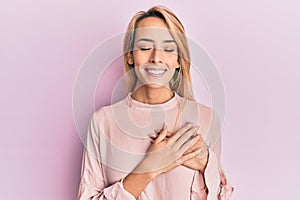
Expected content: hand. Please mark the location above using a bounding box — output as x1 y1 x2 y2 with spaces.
134 123 201 177
149 125 209 174
123 123 202 199
182 133 209 174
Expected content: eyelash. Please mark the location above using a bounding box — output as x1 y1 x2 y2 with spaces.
140 47 175 52
140 47 151 51
164 48 175 52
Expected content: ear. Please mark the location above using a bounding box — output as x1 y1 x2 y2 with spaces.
175 59 180 69
127 52 134 65
177 58 180 67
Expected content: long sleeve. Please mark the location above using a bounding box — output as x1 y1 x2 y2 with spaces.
190 138 233 200
206 137 233 200
191 108 234 200
77 112 136 200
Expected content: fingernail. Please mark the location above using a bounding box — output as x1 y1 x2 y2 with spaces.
148 133 158 137
186 122 192 126
154 129 160 133
193 136 200 142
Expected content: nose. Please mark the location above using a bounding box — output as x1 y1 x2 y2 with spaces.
149 48 163 64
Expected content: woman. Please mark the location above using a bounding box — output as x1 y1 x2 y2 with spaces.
78 6 233 200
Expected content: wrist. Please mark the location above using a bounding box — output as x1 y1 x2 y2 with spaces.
133 160 161 180
143 171 157 182
123 172 155 198
145 170 159 181
124 171 156 185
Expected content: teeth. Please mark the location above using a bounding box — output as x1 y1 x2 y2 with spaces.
146 69 165 75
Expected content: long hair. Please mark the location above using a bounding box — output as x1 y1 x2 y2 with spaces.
123 6 194 101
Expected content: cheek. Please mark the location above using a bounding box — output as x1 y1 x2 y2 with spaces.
164 53 179 67
133 51 149 65
169 60 179 69
167 69 176 79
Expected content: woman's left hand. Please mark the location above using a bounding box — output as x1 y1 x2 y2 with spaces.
181 133 209 174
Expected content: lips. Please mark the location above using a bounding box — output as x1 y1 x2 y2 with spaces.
145 68 167 77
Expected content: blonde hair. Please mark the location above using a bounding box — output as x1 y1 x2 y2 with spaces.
123 6 195 101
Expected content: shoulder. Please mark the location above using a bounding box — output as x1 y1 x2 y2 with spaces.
178 95 220 135
93 98 127 123
196 102 220 125
195 103 221 143
197 103 215 121
177 94 215 119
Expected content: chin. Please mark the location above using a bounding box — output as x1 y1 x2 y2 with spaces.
143 82 169 89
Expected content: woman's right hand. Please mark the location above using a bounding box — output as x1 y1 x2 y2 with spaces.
123 123 201 198
133 123 202 177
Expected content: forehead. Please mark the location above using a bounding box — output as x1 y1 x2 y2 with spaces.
135 17 174 42
134 28 174 42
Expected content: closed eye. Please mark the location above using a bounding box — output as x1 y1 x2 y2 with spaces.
164 48 175 52
140 47 152 51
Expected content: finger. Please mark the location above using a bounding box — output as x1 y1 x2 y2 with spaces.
198 143 209 159
176 134 201 156
154 130 172 138
172 126 199 150
168 123 193 144
154 123 167 144
163 147 201 172
174 148 202 166
148 133 158 139
154 129 161 133
183 136 201 154
154 125 164 133
149 137 156 143
186 134 206 151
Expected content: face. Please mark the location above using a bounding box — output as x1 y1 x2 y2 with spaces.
128 17 179 89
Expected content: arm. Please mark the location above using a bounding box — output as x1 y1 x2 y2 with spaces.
78 113 201 200
214 138 234 200
191 108 234 200
205 137 234 200
78 112 136 200
190 138 234 200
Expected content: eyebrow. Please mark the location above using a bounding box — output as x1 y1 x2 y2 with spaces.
137 38 176 44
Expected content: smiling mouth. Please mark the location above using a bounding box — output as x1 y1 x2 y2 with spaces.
145 68 167 77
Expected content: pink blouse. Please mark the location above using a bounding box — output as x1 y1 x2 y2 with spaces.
78 92 233 200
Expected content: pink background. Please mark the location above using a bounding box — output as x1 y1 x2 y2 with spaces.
1 0 300 199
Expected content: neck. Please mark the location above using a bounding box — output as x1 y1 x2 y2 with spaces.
131 85 174 104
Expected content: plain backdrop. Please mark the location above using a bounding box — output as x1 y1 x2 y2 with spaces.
1 0 299 199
